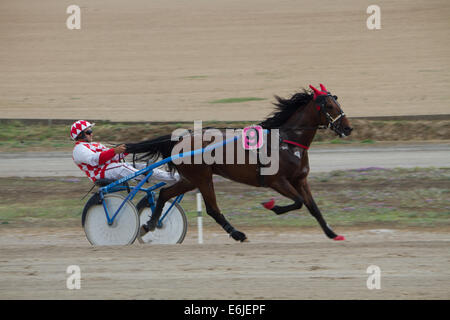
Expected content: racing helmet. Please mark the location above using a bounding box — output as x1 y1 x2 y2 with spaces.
70 120 95 140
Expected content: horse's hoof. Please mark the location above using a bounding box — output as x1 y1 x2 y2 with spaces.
230 230 247 242
261 198 275 210
146 220 157 232
333 235 345 241
139 225 148 237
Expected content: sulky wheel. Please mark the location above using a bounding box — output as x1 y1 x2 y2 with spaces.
83 193 140 246
136 195 188 244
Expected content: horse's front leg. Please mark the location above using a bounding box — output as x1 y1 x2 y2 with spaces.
297 179 345 241
262 177 304 215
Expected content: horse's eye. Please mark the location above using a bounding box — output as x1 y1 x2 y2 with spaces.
326 105 333 110
333 95 338 100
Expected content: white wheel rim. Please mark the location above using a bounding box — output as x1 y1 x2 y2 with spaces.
138 202 186 244
84 194 139 246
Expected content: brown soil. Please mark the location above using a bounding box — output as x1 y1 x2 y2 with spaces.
0 226 449 299
0 0 449 121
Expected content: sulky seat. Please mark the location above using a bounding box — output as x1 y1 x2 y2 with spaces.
94 178 116 187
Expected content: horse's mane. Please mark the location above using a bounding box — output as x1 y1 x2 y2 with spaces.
259 89 313 128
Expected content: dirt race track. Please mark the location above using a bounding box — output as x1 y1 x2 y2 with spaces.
0 226 449 300
1 0 450 301
1 0 450 121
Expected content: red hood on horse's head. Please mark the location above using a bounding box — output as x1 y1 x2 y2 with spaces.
309 83 330 99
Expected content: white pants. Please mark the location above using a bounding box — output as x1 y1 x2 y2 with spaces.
104 162 180 187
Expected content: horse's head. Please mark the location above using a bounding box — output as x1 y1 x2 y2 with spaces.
309 84 353 137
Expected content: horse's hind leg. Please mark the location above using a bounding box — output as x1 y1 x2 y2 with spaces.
181 166 247 242
296 179 342 240
143 179 196 232
199 182 248 242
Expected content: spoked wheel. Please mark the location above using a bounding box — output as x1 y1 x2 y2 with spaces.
83 194 140 246
136 196 188 244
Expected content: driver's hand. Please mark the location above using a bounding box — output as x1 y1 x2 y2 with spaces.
114 144 127 154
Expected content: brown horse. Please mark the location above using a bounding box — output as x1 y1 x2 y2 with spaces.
126 84 353 242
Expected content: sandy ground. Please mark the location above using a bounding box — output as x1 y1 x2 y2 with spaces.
0 226 449 300
1 0 449 301
1 0 449 121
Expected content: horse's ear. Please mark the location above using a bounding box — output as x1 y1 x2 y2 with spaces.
319 83 328 93
310 84 325 99
309 85 320 95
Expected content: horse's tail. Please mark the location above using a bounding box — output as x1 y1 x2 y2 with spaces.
125 134 179 170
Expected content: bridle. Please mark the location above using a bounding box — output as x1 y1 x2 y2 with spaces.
278 88 348 150
315 93 347 137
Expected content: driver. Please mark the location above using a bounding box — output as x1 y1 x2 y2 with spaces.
70 120 179 185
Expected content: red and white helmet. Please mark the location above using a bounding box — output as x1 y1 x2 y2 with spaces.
70 120 95 140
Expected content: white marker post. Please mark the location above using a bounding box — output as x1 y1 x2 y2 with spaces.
196 192 203 244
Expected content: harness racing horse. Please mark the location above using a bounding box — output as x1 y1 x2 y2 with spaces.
126 84 353 242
